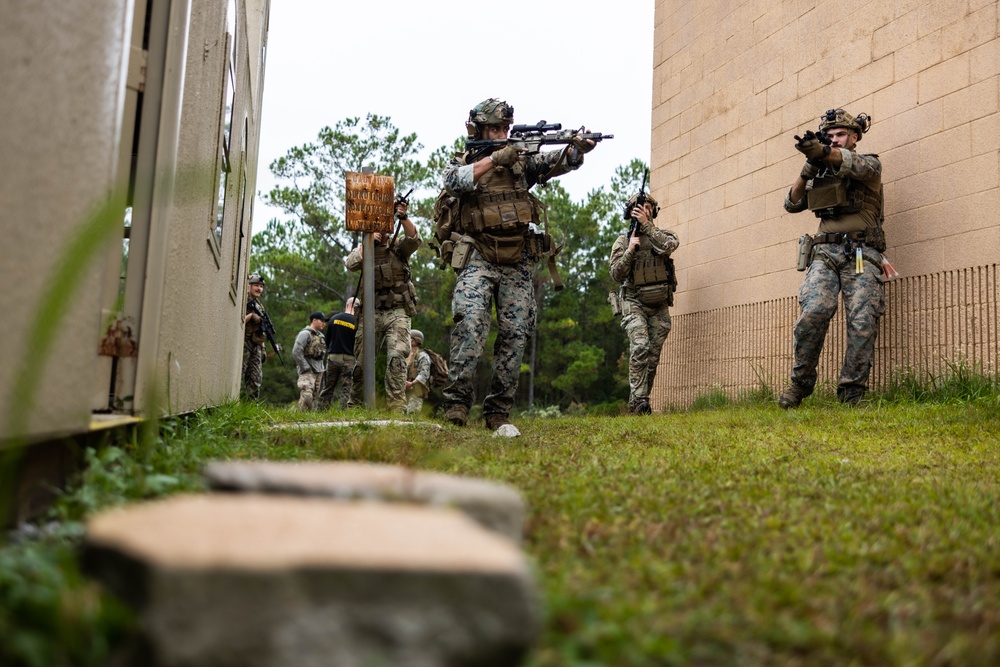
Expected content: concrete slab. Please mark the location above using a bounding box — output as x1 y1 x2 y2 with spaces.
83 494 539 667
204 461 526 543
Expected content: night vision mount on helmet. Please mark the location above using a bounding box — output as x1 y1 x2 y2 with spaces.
466 98 515 138
818 108 872 140
624 192 659 221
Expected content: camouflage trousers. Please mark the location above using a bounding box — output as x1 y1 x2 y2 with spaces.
296 370 324 411
791 243 885 394
443 250 535 418
620 297 671 409
404 392 424 416
241 342 264 400
319 353 355 410
350 307 411 411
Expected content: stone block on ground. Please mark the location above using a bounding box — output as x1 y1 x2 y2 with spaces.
204 461 526 543
83 494 539 667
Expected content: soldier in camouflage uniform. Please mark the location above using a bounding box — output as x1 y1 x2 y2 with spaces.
345 200 420 412
292 311 327 411
404 329 431 415
439 98 598 436
780 108 886 408
609 194 679 415
242 273 269 400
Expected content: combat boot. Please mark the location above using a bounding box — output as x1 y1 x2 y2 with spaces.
485 412 520 438
629 400 652 415
837 386 865 406
778 383 811 409
444 404 469 427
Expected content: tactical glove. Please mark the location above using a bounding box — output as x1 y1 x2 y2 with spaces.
490 145 521 168
800 161 819 180
570 135 595 154
794 131 830 162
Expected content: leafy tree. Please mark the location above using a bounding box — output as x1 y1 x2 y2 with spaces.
252 115 454 406
251 114 652 412
260 113 450 302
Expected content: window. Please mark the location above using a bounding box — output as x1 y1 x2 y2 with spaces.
212 1 238 249
231 117 249 292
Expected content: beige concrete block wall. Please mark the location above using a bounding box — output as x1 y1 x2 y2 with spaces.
650 0 1000 408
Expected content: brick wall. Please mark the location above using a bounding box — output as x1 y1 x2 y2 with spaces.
650 0 1000 407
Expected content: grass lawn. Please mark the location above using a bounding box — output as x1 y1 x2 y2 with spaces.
3 395 999 666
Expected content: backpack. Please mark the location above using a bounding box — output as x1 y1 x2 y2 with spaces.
424 348 449 388
431 188 462 270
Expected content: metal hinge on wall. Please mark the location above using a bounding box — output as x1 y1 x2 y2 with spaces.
127 45 148 92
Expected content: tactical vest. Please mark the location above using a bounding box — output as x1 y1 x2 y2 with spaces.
246 298 266 345
303 329 326 360
459 163 540 265
805 162 886 251
625 235 676 308
372 243 417 315
806 173 880 220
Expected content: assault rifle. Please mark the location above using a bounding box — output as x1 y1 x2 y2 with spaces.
465 121 614 162
387 187 415 246
394 187 415 219
794 129 832 164
626 169 650 241
249 300 284 365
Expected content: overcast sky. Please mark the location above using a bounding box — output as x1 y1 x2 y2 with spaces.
255 0 656 229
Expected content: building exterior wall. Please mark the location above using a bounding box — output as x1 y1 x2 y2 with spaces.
0 0 133 441
150 0 270 413
650 0 1000 408
1 0 271 444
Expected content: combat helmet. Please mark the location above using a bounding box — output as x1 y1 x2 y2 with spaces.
624 192 660 220
818 108 872 141
248 273 265 285
466 98 514 138
409 329 424 346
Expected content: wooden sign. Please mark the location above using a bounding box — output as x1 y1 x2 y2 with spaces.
345 172 395 233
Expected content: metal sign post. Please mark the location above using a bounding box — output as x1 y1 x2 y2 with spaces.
345 169 395 409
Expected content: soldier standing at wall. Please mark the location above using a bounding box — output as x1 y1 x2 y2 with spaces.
292 311 327 411
780 108 886 408
437 98 598 436
242 273 269 400
318 297 359 410
345 200 420 413
404 329 431 415
609 195 679 415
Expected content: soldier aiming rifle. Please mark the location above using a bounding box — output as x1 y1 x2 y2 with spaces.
465 120 613 163
434 97 605 436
